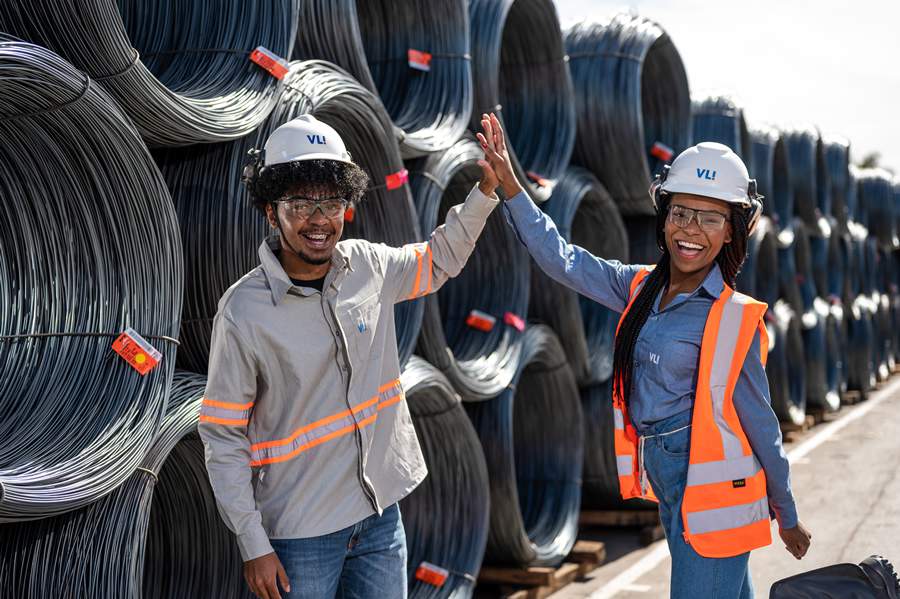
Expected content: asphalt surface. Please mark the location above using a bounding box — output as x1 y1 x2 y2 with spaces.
551 374 900 598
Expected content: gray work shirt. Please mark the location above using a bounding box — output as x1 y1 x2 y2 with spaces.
198 186 499 561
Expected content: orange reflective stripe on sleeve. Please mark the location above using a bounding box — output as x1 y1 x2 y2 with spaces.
199 396 254 426
405 243 434 300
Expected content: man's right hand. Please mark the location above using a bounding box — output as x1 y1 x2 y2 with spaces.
244 551 291 599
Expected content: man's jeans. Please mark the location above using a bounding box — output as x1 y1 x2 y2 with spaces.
269 503 407 599
642 409 754 599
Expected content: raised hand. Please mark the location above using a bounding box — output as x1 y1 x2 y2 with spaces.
476 112 524 199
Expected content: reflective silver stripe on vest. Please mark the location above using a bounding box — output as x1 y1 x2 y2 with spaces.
614 407 625 430
616 455 633 476
708 296 747 460
686 454 762 487
686 496 769 535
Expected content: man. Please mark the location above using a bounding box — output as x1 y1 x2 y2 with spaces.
198 114 501 599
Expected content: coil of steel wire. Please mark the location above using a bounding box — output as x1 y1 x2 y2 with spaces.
0 38 182 521
810 223 844 302
527 166 628 386
736 216 779 307
156 60 423 373
399 356 490 599
566 13 691 215
846 295 876 399
802 299 840 412
823 135 851 232
0 371 250 598
624 215 663 265
783 127 828 236
408 136 528 400
0 0 297 147
766 301 807 426
468 0 576 202
691 95 751 160
777 219 817 326
750 126 792 227
857 168 898 250
464 325 583 567
292 0 472 159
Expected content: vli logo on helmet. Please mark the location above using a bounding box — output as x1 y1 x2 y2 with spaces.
306 134 326 145
696 168 717 181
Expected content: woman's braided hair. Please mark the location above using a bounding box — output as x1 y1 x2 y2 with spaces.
611 193 752 404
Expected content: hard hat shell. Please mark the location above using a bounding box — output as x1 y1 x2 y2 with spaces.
660 142 752 206
263 115 353 166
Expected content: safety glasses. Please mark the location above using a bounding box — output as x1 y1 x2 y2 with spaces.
276 196 348 220
667 204 728 232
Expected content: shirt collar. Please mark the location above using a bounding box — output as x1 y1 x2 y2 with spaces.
697 262 725 299
257 237 352 305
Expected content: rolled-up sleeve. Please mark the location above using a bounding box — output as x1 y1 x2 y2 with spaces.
502 190 641 312
733 329 799 529
198 313 272 561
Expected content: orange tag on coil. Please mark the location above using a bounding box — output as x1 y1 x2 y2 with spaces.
504 311 525 332
344 205 355 222
650 141 674 162
415 562 448 587
527 171 550 187
249 46 289 80
386 169 409 190
408 49 432 72
112 327 162 376
466 310 496 332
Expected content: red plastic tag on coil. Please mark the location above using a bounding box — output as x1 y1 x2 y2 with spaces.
344 205 355 222
466 310 496 332
386 169 409 190
112 327 162 376
527 171 550 187
415 562 449 587
650 141 675 162
249 46 289 80
408 49 432 72
504 312 525 332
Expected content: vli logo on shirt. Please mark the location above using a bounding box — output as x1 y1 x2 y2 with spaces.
649 352 660 365
357 320 367 333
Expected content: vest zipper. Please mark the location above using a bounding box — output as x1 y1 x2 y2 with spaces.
323 292 379 513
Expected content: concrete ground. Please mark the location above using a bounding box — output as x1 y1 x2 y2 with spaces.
551 374 900 598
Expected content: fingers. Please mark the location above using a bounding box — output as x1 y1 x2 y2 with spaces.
481 114 496 152
277 560 291 594
490 113 506 154
476 132 502 163
264 576 282 599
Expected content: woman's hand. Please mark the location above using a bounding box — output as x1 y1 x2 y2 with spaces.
476 112 524 200
779 520 812 560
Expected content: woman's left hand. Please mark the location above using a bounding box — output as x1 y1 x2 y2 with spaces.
476 112 523 199
779 520 812 559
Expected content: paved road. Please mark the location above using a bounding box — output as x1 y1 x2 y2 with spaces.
552 375 900 598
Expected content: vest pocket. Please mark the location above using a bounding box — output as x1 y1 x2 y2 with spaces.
660 427 691 457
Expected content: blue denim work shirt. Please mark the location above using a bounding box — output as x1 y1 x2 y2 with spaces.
503 191 798 529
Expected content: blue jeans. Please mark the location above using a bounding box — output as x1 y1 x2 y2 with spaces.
641 410 754 599
269 503 407 599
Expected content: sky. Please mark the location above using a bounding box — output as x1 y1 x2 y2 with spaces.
553 0 900 173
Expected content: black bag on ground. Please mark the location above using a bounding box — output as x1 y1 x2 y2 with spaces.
770 555 900 599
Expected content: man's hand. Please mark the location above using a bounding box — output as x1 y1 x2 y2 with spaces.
476 112 524 200
779 521 812 560
244 552 290 599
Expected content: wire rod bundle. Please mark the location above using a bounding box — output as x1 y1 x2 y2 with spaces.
750 126 792 227
565 13 691 215
783 127 827 235
846 295 877 398
0 0 297 147
766 301 807 426
291 0 472 158
802 299 840 412
777 219 816 326
691 95 751 160
0 371 250 598
624 215 663 265
736 216 779 307
857 168 898 250
810 223 845 301
464 325 583 567
468 0 576 202
823 135 851 231
156 60 423 373
527 166 628 386
399 356 490 599
408 137 529 400
0 38 182 521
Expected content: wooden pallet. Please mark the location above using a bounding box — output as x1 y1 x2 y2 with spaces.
842 390 866 406
479 541 606 599
780 415 815 434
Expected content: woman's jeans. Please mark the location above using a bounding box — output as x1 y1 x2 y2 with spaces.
269 503 407 599
641 409 754 599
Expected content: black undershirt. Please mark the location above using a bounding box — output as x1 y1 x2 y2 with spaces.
290 276 326 292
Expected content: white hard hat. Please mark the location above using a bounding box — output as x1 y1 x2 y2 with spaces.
263 114 353 166
650 141 763 233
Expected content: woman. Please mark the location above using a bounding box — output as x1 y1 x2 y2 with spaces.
476 113 812 598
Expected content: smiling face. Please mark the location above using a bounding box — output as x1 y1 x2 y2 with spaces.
265 183 346 266
664 193 733 277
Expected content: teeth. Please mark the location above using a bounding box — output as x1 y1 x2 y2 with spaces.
306 233 327 241
677 241 704 250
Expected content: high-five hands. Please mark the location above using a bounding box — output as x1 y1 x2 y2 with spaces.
476 112 524 200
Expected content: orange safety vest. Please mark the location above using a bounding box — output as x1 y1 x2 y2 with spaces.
612 268 773 558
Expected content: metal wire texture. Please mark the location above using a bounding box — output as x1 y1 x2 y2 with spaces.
0 38 183 521
736 216 780 307
691 95 752 161
292 0 473 158
783 126 829 236
469 0 576 202
751 126 792 227
823 135 851 232
0 0 298 146
464 325 583 567
857 168 898 250
155 60 423 373
528 166 628 386
766 300 807 426
566 13 691 216
408 136 529 400
399 356 490 599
